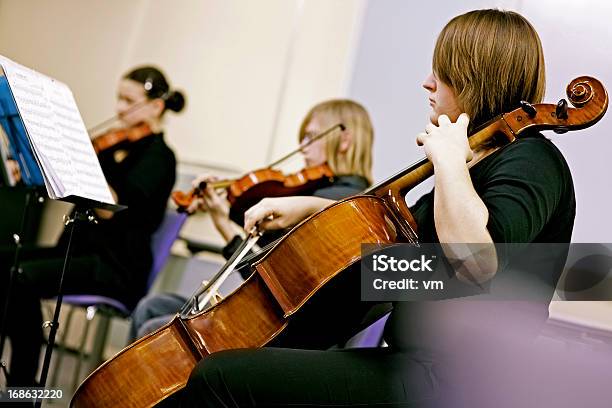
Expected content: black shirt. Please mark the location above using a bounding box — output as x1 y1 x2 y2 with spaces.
311 175 370 200
410 133 575 245
70 133 176 306
385 133 576 350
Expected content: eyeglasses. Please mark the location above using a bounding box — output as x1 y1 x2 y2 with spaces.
301 132 319 146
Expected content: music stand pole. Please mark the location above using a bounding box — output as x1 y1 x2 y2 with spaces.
33 206 97 408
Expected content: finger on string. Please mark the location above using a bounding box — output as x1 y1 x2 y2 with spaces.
187 197 204 214
192 173 217 188
256 217 282 232
244 206 272 233
457 113 470 128
416 132 428 146
199 200 211 212
202 193 215 207
438 114 451 126
204 183 217 198
192 175 207 188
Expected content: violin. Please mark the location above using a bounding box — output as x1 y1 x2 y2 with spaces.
172 123 344 222
70 77 608 408
172 163 335 223
91 123 153 154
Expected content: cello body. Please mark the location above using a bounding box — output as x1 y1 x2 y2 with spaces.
71 196 412 408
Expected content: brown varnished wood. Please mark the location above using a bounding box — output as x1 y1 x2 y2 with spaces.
72 275 288 408
227 164 335 203
71 76 608 408
255 196 405 316
171 164 335 223
183 274 288 352
503 76 608 133
227 164 335 223
71 318 200 408
92 123 153 154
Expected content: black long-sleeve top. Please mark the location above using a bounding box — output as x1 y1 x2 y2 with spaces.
384 132 576 351
70 133 176 307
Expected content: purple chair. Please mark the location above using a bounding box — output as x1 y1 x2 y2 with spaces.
50 210 187 391
345 312 390 348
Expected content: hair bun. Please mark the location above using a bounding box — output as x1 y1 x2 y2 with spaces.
165 90 186 113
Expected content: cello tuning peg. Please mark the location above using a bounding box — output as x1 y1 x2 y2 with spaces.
519 101 537 118
556 99 569 120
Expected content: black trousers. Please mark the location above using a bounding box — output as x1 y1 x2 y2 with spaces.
0 246 124 386
158 347 439 408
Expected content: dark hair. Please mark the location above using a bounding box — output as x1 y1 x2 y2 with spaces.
123 66 186 113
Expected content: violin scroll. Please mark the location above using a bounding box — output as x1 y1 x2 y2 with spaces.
567 77 596 107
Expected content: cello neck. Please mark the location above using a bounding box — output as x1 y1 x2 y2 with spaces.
368 76 608 198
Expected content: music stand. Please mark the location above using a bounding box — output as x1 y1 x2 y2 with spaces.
0 56 125 407
34 198 124 408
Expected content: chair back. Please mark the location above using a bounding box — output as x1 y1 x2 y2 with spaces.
349 313 390 348
147 211 187 289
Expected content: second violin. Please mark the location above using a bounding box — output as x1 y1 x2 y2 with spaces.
172 163 335 223
172 121 351 223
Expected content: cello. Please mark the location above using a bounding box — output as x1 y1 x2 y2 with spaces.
71 77 608 408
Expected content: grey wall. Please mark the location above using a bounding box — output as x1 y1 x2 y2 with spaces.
349 0 612 241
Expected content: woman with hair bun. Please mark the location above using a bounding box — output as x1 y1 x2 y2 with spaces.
0 65 184 387
118 65 186 127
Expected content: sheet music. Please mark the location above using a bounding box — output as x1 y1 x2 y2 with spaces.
0 56 114 204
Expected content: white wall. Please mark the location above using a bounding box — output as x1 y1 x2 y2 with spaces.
348 0 612 241
521 0 612 243
0 0 365 171
0 0 365 244
348 0 612 327
1 0 609 324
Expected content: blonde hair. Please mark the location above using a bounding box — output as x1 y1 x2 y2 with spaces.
299 99 374 184
433 9 546 130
